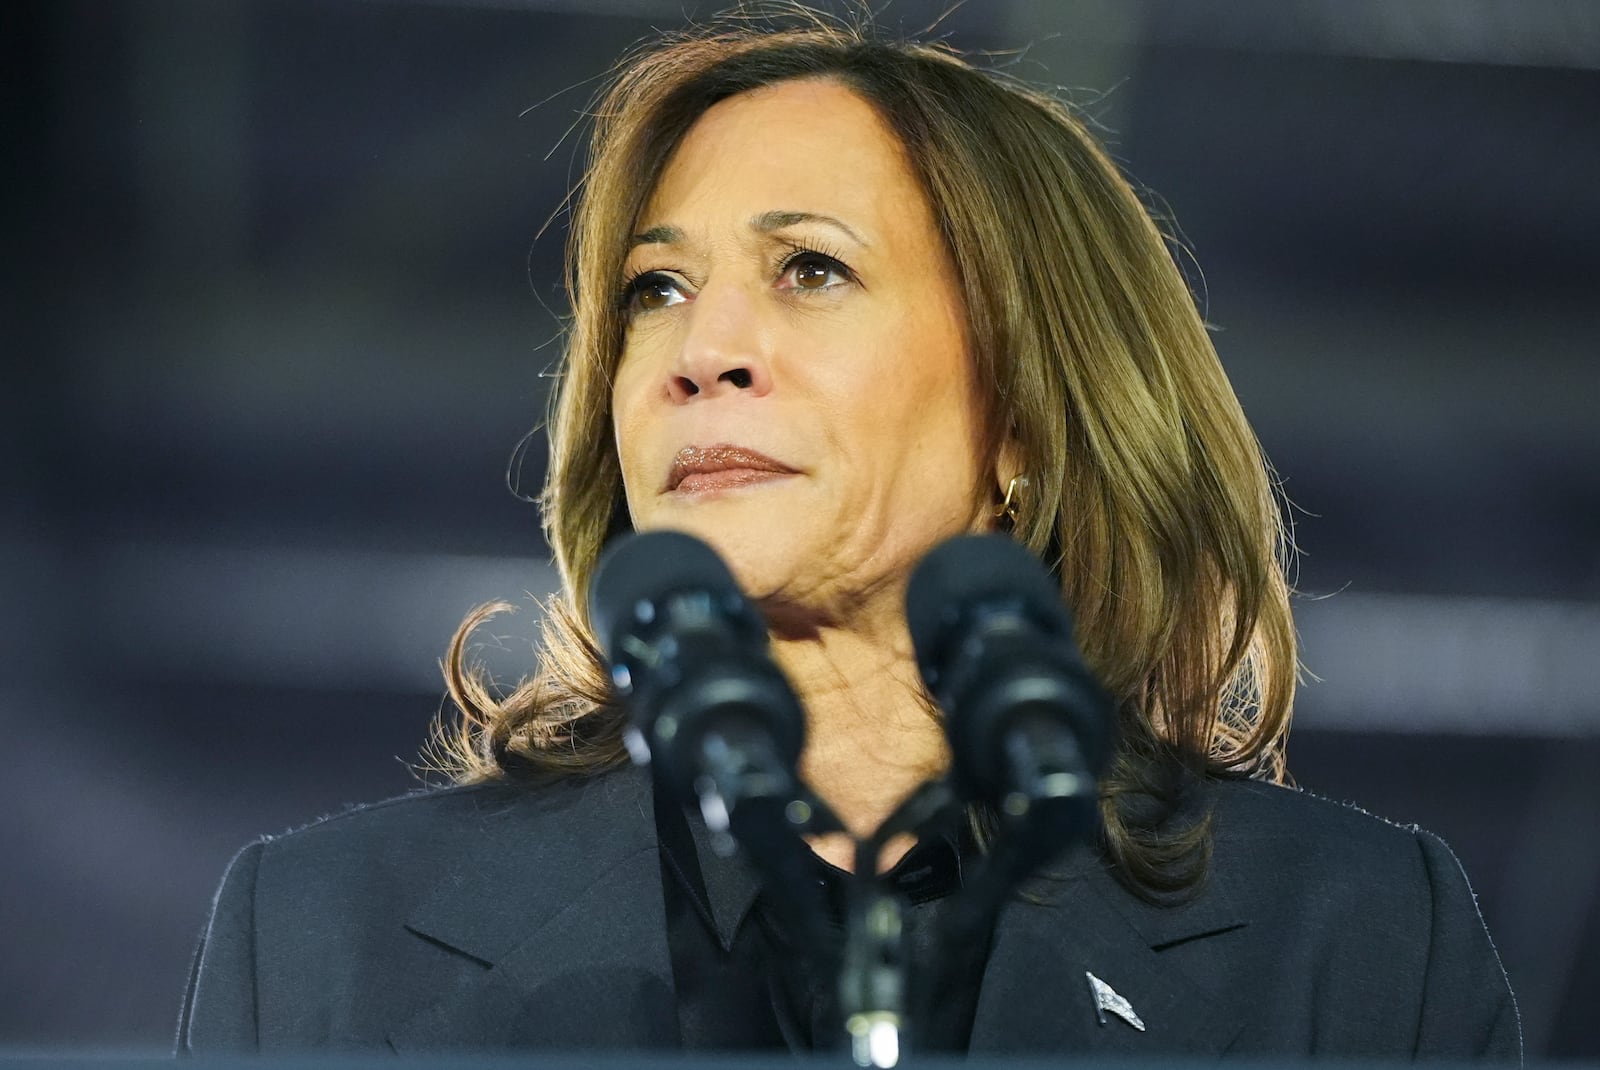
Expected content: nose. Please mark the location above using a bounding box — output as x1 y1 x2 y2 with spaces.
666 282 773 403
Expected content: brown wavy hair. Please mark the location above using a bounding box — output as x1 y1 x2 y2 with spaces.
431 8 1297 898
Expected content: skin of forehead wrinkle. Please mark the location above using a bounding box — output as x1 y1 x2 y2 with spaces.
628 211 867 249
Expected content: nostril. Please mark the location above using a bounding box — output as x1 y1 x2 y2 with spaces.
720 368 753 389
674 376 700 397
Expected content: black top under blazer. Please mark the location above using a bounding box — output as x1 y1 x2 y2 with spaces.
177 765 1521 1059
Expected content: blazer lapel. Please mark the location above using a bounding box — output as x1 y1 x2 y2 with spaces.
388 766 680 1052
970 847 1251 1057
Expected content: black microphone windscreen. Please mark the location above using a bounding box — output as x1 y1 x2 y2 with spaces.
905 534 1073 677
588 530 739 658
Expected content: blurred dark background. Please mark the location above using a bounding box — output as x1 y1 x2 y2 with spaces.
4 0 1598 1057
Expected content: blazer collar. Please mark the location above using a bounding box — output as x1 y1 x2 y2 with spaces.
657 778 764 953
388 765 679 1052
969 840 1252 1056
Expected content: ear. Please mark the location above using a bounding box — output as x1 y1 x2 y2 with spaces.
995 436 1026 495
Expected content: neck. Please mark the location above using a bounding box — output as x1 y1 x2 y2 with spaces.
766 603 949 869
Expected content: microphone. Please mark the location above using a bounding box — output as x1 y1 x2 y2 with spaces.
905 533 1112 818
588 529 807 835
903 534 1115 1054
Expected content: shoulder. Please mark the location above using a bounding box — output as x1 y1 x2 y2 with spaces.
1202 777 1512 934
213 766 655 918
197 766 658 995
185 766 665 1051
1194 778 1521 1060
1201 777 1462 929
246 765 648 864
1208 776 1437 869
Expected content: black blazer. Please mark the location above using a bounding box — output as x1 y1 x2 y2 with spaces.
177 766 1520 1059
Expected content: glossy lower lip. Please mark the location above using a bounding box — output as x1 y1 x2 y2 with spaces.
668 468 799 496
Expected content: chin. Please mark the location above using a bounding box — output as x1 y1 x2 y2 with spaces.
639 508 812 600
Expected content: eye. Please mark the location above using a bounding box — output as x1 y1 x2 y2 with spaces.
777 249 855 293
620 271 689 314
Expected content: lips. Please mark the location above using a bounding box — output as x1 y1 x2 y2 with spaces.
666 444 799 493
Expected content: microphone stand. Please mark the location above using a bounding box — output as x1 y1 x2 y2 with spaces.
838 779 965 1068
698 735 965 1069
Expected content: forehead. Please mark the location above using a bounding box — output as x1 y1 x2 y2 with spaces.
638 77 932 240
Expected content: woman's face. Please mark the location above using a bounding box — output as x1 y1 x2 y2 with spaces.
612 78 993 626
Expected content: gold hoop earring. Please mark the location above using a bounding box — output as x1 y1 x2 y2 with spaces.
993 475 1029 524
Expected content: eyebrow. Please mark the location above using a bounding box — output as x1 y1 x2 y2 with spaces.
629 210 868 249
751 210 868 247
631 224 681 247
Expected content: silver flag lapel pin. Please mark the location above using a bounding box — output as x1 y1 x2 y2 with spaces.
1085 971 1146 1031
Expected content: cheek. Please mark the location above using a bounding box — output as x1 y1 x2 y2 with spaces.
899 364 987 510
867 317 980 451
817 345 980 533
610 362 655 492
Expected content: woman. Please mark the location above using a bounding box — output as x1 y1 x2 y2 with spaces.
179 12 1520 1059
